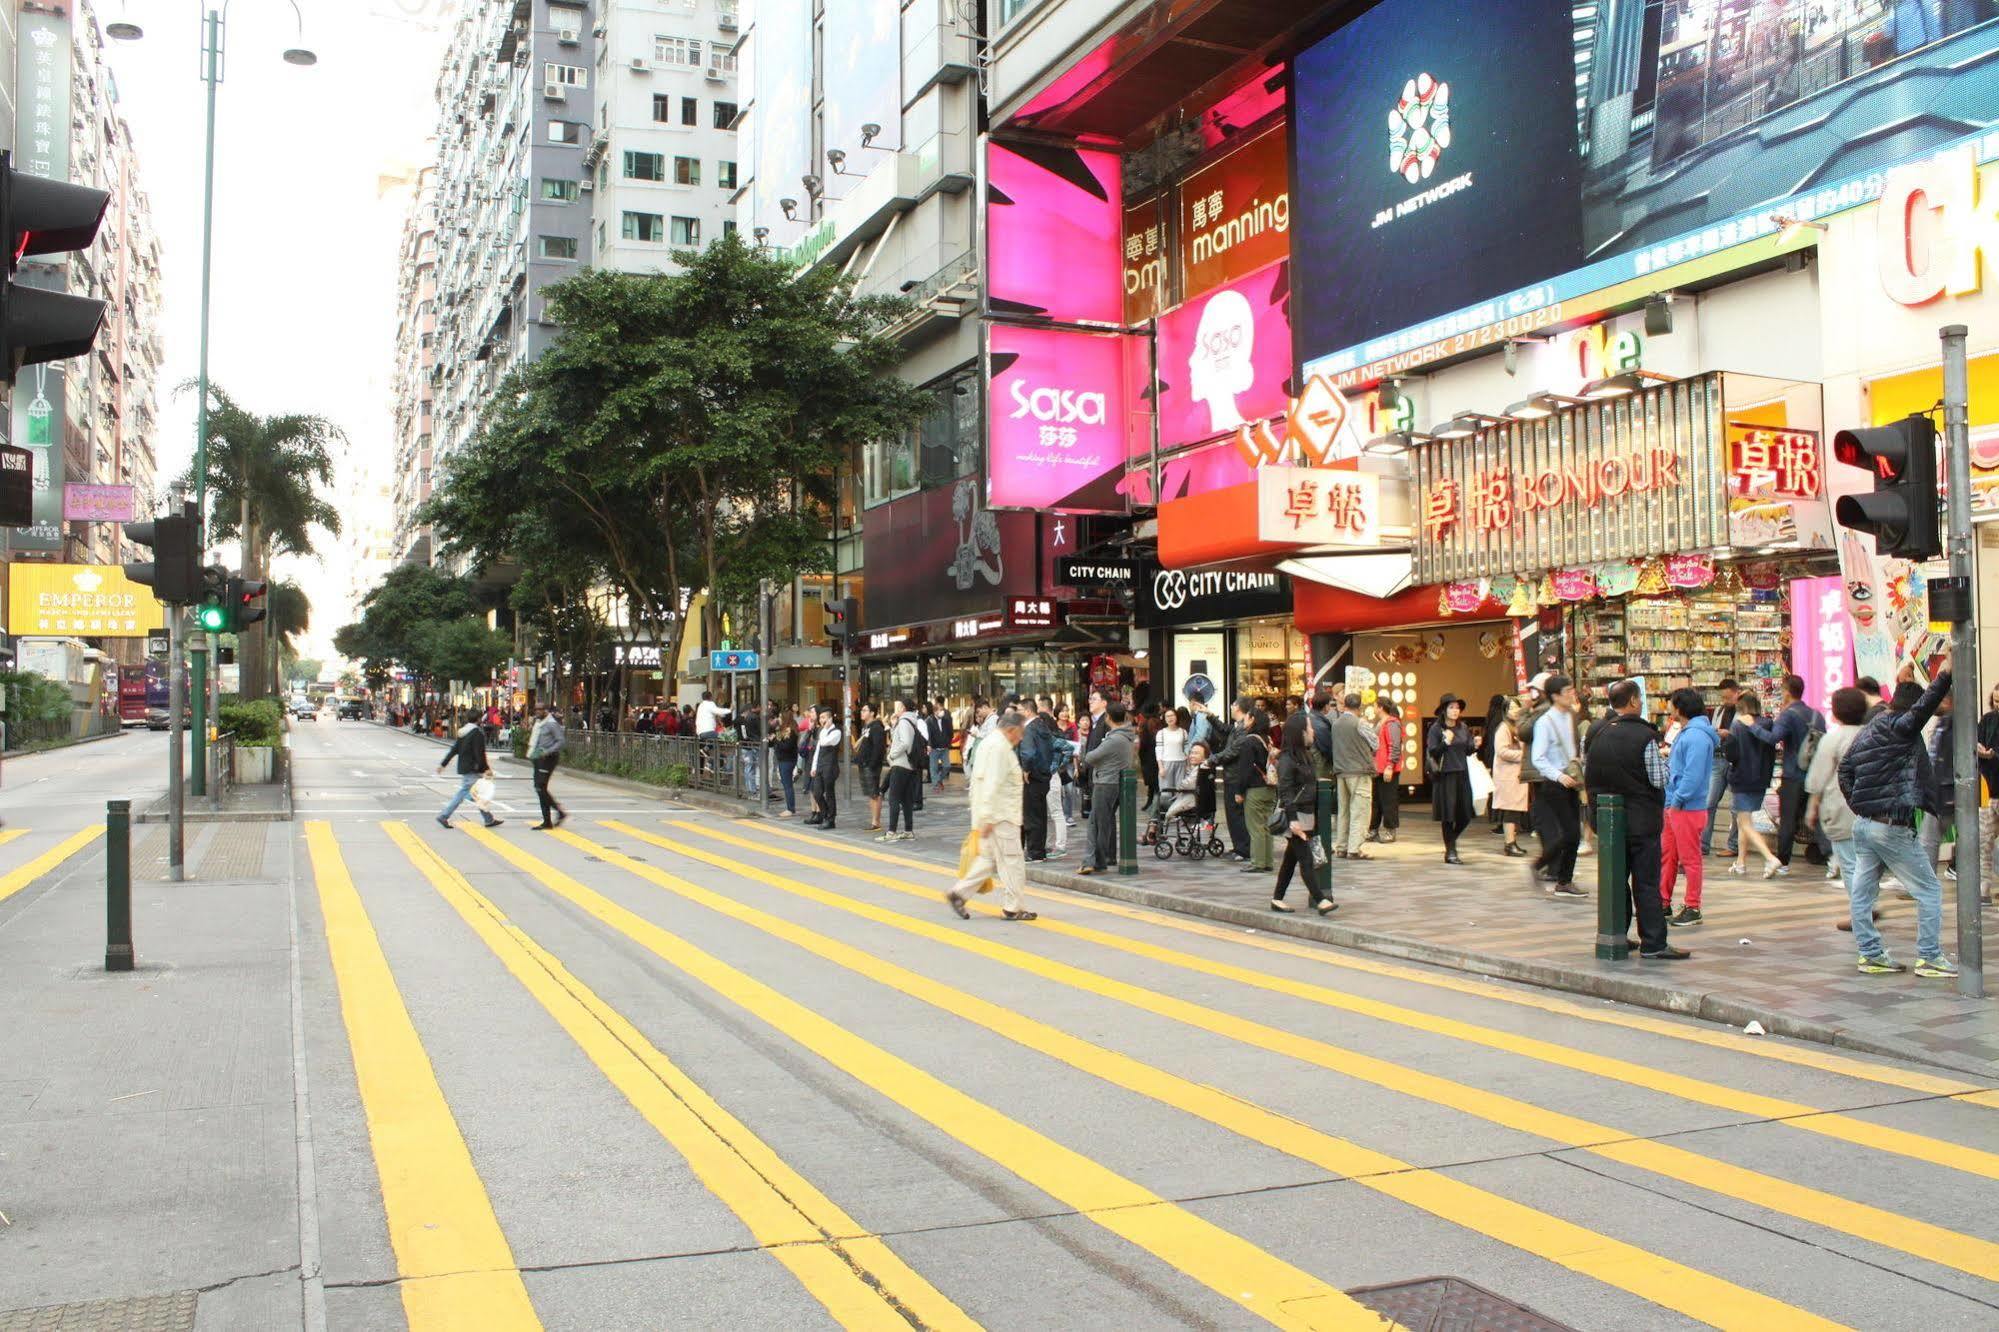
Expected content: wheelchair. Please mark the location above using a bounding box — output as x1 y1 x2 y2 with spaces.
1147 768 1225 860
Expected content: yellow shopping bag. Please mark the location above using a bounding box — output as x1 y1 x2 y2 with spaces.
957 828 996 894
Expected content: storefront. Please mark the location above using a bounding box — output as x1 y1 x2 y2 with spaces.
1131 560 1303 711
859 595 1121 719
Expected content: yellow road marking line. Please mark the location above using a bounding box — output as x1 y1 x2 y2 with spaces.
460 826 1390 1332
303 822 541 1330
549 823 1842 1331
687 822 1999 1176
0 828 30 849
380 824 975 1332
0 825 102 907
743 821 1999 1108
643 823 1999 1286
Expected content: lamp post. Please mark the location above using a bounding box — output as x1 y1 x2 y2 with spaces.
111 4 315 798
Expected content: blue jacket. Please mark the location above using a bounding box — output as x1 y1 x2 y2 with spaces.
1773 700 1822 782
1727 716 1777 794
1665 716 1718 809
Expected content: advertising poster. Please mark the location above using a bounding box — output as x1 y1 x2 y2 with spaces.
8 562 165 637
745 10 814 247
857 481 1036 630
985 141 1123 326
1178 123 1290 305
10 362 66 552
1153 260 1291 450
1789 575 1853 716
985 323 1132 513
62 483 136 524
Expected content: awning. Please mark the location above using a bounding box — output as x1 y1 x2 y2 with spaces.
1277 552 1415 600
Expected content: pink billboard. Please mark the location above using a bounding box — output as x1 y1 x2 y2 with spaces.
1153 260 1291 451
62 483 136 523
986 323 1131 513
985 141 1123 327
1790 575 1853 716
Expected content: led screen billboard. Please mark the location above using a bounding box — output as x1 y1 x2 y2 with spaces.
1153 260 1292 451
1293 0 1999 381
986 323 1133 513
986 141 1124 326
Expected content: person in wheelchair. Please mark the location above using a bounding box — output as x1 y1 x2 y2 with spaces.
1147 741 1219 855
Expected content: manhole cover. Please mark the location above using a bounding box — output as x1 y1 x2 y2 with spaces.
1345 1276 1576 1331
0 1290 197 1331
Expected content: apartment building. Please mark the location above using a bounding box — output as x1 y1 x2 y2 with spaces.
390 167 438 565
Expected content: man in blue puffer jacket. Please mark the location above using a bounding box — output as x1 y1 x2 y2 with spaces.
1837 660 1954 978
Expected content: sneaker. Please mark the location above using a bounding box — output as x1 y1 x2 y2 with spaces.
1824 865 1840 880
1944 866 1958 882
1914 956 1959 979
1640 946 1692 960
436 815 452 829
1670 907 1702 927
1856 953 1907 974
1548 882 1588 899
1578 842 1594 856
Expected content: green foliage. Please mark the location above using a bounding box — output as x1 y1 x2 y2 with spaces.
284 656 323 685
408 617 513 687
216 697 284 748
335 565 500 689
0 670 72 725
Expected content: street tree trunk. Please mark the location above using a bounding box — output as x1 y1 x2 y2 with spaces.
237 499 270 701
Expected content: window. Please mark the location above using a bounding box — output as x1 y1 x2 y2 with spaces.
544 63 586 86
655 36 702 66
540 177 578 202
673 155 700 186
548 4 584 32
597 221 607 251
670 216 701 246
681 96 698 127
716 160 737 189
722 219 737 239
712 100 737 130
537 234 577 260
997 0 1043 25
548 119 582 144
622 211 665 242
710 52 738 73
623 150 665 181
652 93 672 122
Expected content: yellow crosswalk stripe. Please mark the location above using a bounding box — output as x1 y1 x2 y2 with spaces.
539 823 1841 1332
744 821 1999 1103
459 825 1392 1332
380 823 977 1332
303 822 541 1330
0 828 30 849
641 822 1999 1286
0 825 102 907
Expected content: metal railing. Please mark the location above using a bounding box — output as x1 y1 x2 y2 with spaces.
556 730 767 807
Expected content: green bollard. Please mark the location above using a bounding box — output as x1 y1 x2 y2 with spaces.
105 799 134 972
1119 767 1138 876
1316 778 1335 862
1594 793 1629 960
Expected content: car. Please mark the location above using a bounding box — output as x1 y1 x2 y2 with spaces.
292 698 318 720
337 699 367 720
145 706 170 731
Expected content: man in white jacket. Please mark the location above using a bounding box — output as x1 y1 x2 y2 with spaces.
946 710 1034 921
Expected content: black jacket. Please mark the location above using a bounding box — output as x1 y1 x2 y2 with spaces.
1425 720 1474 775
1979 709 1999 799
1224 730 1269 790
854 719 886 769
1840 672 1952 824
1584 712 1664 839
441 726 489 775
1273 752 1317 823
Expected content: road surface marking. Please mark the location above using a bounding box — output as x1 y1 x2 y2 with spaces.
0 828 29 850
380 823 974 1332
638 823 1999 1287
736 823 1999 1134
549 823 1841 1332
303 822 541 1331
0 826 103 907
461 825 1387 1332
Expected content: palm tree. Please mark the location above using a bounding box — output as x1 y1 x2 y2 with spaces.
265 580 311 698
179 383 342 699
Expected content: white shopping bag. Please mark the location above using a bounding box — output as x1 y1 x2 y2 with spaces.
470 775 497 809
1465 755 1495 811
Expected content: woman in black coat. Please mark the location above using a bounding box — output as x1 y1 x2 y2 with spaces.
1427 695 1477 865
1270 712 1335 914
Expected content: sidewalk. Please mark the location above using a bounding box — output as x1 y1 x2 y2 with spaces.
733 769 1999 1077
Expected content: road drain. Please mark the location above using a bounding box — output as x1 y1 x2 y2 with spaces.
1342 1276 1577 1331
0 1289 197 1331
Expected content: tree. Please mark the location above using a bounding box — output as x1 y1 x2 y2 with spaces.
181 383 343 702
409 618 512 688
335 565 500 696
266 581 311 696
426 234 931 704
284 656 324 687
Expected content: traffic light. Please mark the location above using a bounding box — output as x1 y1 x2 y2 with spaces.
229 576 268 630
122 503 200 604
826 596 857 641
194 565 229 633
1 150 109 384
1833 413 1941 561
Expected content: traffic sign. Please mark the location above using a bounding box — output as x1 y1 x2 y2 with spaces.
710 649 760 672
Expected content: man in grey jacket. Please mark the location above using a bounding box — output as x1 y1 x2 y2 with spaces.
1076 703 1134 875
528 703 567 829
1329 694 1377 858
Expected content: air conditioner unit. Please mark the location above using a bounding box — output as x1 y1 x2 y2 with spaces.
543 81 568 100
704 63 725 81
718 13 738 30
579 179 594 193
558 28 579 45
629 57 650 72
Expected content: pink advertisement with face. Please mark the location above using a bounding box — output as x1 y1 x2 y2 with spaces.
986 141 1123 326
1790 575 1854 716
987 324 1131 513
1153 260 1292 451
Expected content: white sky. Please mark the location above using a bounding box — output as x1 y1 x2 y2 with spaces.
101 0 451 662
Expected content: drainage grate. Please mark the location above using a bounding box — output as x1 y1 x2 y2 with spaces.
195 825 268 880
1344 1276 1577 1331
0 1290 197 1332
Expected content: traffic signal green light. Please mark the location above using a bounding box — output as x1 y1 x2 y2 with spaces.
194 564 229 632
196 601 227 632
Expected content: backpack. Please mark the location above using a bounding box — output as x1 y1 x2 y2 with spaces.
902 716 928 769
1793 706 1826 774
1720 725 1742 772
1517 705 1549 782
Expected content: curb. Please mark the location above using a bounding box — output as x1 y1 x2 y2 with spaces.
491 752 759 816
1019 863 1999 1080
3 726 131 760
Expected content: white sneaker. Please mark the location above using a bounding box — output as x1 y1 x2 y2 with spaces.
1824 865 1840 880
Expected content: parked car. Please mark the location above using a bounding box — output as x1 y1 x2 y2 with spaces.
145 706 170 731
337 699 367 720
291 697 318 720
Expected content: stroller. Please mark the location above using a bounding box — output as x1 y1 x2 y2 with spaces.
1148 765 1225 860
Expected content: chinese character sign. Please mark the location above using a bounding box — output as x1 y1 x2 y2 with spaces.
986 324 1134 513
1254 467 1379 547
1789 575 1853 716
7 563 166 638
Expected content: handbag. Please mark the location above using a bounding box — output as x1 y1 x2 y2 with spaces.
1266 803 1291 835
956 828 995 894
470 775 496 807
1465 755 1495 810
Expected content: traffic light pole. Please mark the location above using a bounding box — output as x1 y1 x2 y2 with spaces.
188 12 222 797
1941 325 1982 999
189 632 208 798
167 611 186 882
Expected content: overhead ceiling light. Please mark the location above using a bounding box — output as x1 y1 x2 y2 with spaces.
860 123 883 148
1502 391 1586 420
106 16 143 40
1429 411 1510 440
1644 292 1674 336
826 148 851 173
1579 370 1675 400
752 226 769 242
283 47 318 66
801 173 824 197
779 197 798 219
1362 431 1428 455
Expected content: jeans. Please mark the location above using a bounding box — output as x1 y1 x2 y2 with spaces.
1849 817 1945 961
440 772 481 821
1088 783 1119 870
1244 786 1277 870
1334 773 1372 854
1046 779 1068 853
742 750 760 796
1702 758 1734 855
532 756 563 824
1533 784 1581 884
929 747 950 787
1023 771 1050 859
1661 807 1705 910
884 766 917 833
777 758 796 814
1919 808 1958 874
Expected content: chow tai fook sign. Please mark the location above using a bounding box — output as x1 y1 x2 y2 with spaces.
1412 373 1731 586
7 562 167 638
1006 596 1057 630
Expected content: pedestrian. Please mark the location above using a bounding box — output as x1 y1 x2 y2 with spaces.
694 689 732 776
1055 702 1080 826
1487 696 1530 857
855 703 887 831
1724 693 1781 878
435 720 503 829
526 703 567 830
1019 700 1059 861
809 704 844 830
1701 679 1741 857
1226 702 1274 873
1155 706 1189 822
1978 683 1999 894
772 706 799 817
1660 688 1719 923
1839 661 1957 976
883 698 923 842
1213 698 1261 864
1586 679 1687 959
1919 691 1960 882
1328 693 1377 859
1769 674 1822 872
946 710 1036 922
1856 676 1887 720
1076 702 1134 876
1269 711 1336 916
1806 687 1867 923
1078 687 1112 817
1478 693 1511 831
1427 696 1477 865
1368 699 1404 844
962 696 996 776
926 700 953 790
1528 675 1585 897
1135 704 1162 811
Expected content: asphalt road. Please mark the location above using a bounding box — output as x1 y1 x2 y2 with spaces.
7 716 1999 1329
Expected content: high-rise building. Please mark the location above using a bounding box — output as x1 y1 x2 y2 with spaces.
390 166 438 565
